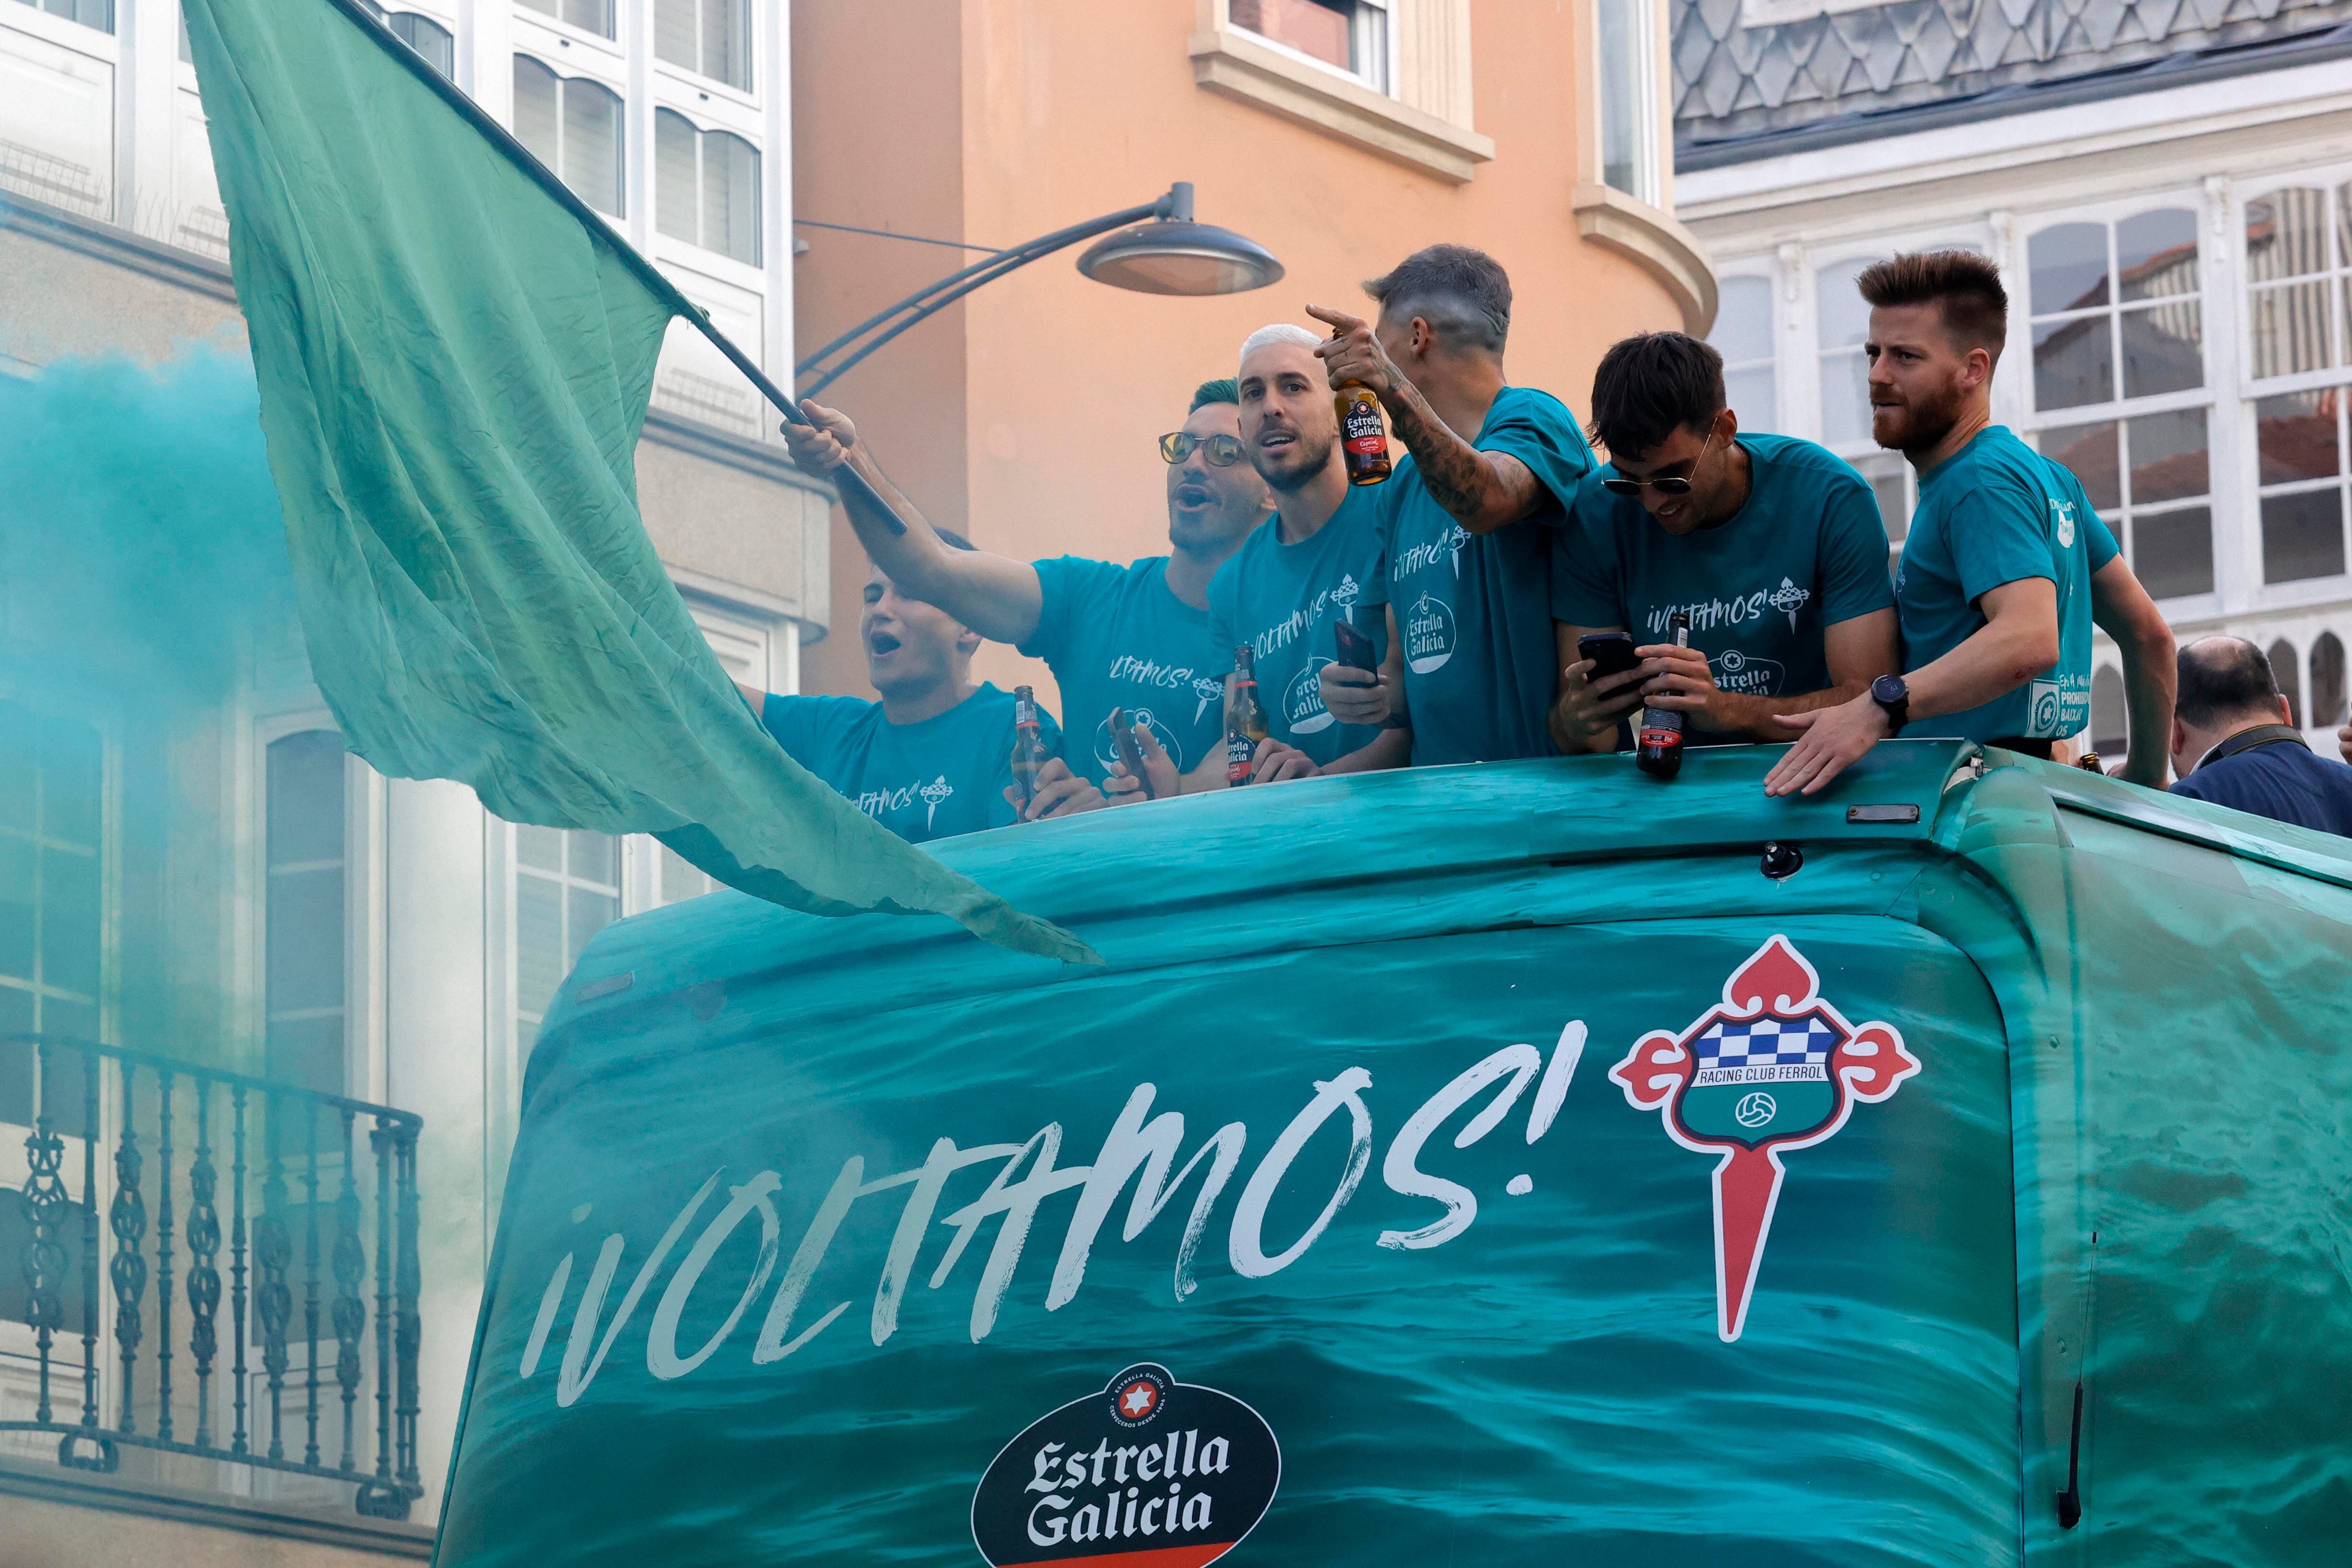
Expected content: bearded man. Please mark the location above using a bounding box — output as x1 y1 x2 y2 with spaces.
1764 250 2176 796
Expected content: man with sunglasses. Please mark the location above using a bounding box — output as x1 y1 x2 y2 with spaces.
1550 331 1899 754
778 379 1271 800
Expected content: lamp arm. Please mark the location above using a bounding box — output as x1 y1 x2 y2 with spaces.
794 185 1187 393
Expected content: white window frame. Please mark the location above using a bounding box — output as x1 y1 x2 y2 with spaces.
1227 0 1397 99
512 0 621 53
653 104 760 267
650 0 758 105
1595 0 1663 208
0 691 119 1050
2235 167 2352 609
1707 267 1782 429
511 50 628 218
2016 191 2221 617
249 707 384 1102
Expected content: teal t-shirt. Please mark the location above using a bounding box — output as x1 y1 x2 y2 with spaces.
1895 426 2119 742
1205 485 1390 767
759 682 1058 844
1554 433 1895 746
1360 384 1595 764
1020 555 1223 784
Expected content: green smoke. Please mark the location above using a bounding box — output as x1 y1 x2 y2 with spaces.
0 345 294 705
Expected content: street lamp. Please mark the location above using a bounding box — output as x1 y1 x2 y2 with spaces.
793 182 1281 402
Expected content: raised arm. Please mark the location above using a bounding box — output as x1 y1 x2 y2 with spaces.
1308 306 1547 536
781 402 1045 645
2088 554 2177 788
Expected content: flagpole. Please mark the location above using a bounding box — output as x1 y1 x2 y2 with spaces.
316 0 909 532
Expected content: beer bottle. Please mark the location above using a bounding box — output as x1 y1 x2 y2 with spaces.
1225 647 1271 785
1635 612 1690 780
1010 685 1051 814
1336 383 1391 486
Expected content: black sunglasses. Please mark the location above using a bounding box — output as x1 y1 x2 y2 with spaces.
1602 430 1715 496
1160 431 1247 467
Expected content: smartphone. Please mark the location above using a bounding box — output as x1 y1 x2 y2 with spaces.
1333 618 1378 673
1577 631 1641 683
1108 707 1156 800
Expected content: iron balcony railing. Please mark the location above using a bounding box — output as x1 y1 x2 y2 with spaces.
2 1033 424 1518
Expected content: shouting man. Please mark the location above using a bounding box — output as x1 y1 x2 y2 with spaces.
740 532 1076 842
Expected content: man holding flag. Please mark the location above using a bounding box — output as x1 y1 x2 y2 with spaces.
177 0 1088 961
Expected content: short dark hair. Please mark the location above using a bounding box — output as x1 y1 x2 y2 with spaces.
2176 636 2285 727
1587 332 1726 458
1190 377 1238 413
1857 250 2008 357
1363 244 1511 356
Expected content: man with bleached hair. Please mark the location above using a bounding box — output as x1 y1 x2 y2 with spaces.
1198 323 1412 787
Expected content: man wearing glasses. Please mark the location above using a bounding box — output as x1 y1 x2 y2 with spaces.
1549 331 1899 754
779 379 1270 803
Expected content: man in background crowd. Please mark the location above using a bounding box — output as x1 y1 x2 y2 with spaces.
1313 245 1593 764
1550 331 1898 754
738 532 1081 841
2168 636 2352 834
1203 324 1409 784
1764 250 2176 796
779 378 1270 808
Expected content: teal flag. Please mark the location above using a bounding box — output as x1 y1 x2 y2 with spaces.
437 744 2352 1566
178 0 1091 965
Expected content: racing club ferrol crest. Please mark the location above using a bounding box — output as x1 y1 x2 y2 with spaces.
1609 935 1919 1343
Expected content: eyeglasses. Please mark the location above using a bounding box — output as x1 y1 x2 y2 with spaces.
1601 430 1715 496
1160 431 1247 467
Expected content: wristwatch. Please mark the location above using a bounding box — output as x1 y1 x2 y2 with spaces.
1870 674 1910 735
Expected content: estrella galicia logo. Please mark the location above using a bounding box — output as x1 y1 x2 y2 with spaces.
1284 657 1334 734
972 1361 1279 1567
1405 593 1456 674
1608 937 1918 1342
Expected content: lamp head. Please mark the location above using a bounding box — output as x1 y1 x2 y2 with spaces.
1076 190 1283 297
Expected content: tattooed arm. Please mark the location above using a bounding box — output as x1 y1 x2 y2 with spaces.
1308 304 1550 537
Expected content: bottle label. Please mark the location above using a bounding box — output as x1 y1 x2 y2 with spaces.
1341 400 1386 456
1225 731 1256 783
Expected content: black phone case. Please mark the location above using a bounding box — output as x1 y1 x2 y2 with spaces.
1579 634 1640 680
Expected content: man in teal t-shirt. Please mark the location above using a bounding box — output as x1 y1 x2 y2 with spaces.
1551 332 1898 752
1204 324 1398 775
1311 245 1593 764
1895 430 2114 740
741 538 1070 842
1765 250 2175 797
778 380 1270 793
